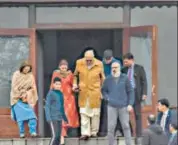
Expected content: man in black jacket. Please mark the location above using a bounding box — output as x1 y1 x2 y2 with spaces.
168 113 178 145
122 53 147 144
142 114 169 145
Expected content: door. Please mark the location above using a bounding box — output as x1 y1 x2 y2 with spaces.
122 26 158 135
0 29 37 138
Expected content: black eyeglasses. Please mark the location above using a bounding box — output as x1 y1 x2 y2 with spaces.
86 60 92 62
111 66 118 69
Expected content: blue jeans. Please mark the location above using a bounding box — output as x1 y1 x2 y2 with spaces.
17 118 37 135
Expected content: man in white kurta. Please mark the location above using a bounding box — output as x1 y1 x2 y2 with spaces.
73 50 105 140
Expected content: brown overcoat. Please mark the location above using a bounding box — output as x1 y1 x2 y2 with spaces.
73 58 105 108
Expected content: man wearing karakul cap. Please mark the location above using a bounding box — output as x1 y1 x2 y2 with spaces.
73 50 105 140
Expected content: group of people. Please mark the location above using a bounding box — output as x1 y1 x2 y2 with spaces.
142 99 177 145
10 47 177 145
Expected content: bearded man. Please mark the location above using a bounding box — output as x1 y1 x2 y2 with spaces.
73 50 105 140
102 61 134 145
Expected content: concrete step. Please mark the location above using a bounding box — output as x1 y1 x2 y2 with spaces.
0 137 136 145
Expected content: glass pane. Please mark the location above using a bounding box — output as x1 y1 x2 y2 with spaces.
0 36 29 107
130 32 152 105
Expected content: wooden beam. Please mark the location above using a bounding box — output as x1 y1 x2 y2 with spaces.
34 22 126 30
0 29 32 35
28 5 36 28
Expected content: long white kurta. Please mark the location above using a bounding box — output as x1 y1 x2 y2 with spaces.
79 65 101 136
80 98 100 136
80 98 100 117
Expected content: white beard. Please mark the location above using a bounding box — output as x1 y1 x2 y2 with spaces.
112 71 121 77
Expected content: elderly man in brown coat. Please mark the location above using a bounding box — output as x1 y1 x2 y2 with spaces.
73 50 105 140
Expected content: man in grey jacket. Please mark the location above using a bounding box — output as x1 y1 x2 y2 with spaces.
102 62 134 145
142 114 169 145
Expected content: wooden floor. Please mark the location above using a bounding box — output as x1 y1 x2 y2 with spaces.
0 137 136 145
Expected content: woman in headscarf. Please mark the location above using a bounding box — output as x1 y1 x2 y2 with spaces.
50 59 79 145
10 61 38 138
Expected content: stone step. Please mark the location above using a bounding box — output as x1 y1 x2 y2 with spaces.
0 137 136 145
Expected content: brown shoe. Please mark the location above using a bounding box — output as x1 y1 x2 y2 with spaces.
80 135 89 140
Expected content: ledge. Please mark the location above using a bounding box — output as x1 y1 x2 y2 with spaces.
0 137 136 145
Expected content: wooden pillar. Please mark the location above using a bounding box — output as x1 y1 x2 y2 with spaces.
28 5 45 137
122 3 131 54
122 3 137 137
28 5 36 28
112 4 131 58
123 2 131 26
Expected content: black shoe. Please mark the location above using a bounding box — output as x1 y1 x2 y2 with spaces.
91 134 97 138
80 135 89 140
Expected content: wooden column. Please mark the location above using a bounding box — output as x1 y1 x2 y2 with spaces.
28 5 36 28
122 3 131 54
29 5 45 137
112 4 131 58
123 3 131 26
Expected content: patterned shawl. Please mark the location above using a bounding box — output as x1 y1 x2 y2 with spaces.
10 70 38 108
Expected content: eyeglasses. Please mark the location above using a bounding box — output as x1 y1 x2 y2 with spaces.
86 60 92 62
111 67 118 69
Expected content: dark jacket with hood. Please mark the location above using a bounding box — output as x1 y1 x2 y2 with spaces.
142 124 169 145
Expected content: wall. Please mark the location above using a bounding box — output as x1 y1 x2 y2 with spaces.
131 6 177 106
0 7 28 28
36 7 123 23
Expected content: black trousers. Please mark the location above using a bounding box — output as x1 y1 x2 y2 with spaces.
49 121 62 145
133 90 142 137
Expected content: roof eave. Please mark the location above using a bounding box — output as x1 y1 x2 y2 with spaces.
0 1 177 8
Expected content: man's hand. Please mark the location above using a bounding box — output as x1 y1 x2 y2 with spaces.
64 121 68 124
72 84 78 92
127 105 133 112
142 95 147 100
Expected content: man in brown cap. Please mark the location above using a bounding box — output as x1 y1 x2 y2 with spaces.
73 50 105 140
